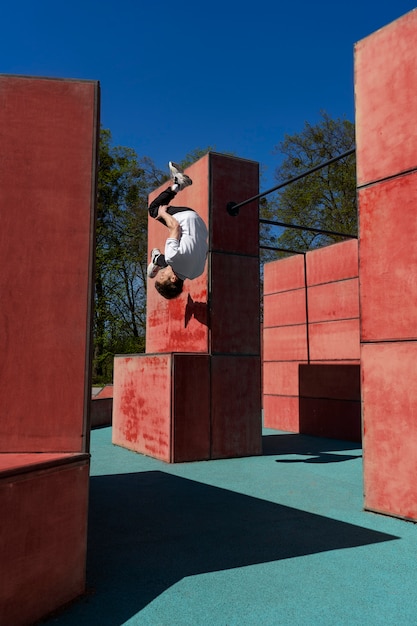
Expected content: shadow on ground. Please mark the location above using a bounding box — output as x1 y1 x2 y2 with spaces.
45 468 398 625
262 433 362 463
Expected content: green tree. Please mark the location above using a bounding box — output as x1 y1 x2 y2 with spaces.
260 111 357 259
93 129 164 383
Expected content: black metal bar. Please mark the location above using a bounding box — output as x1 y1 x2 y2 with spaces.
260 244 305 255
260 218 357 239
227 147 356 215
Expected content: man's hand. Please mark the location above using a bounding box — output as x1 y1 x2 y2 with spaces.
158 205 181 240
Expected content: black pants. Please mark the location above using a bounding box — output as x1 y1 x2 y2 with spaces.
148 186 194 268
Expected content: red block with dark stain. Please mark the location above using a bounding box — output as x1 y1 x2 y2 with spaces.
115 153 262 462
112 353 211 463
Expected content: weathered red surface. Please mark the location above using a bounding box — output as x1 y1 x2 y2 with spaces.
116 153 262 462
308 279 359 323
0 76 99 453
211 356 262 459
146 157 210 354
263 289 307 328
112 355 172 461
356 11 417 520
306 239 358 286
0 456 89 626
264 253 305 295
362 343 417 519
210 253 260 354
355 9 417 186
358 174 417 342
263 240 360 438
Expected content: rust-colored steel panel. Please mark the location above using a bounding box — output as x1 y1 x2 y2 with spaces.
263 361 306 397
263 325 308 362
309 320 360 362
211 356 262 459
112 355 172 462
211 253 260 355
172 354 211 462
210 153 259 256
0 457 89 626
0 76 99 452
306 239 358 287
299 397 361 442
308 278 359 324
263 288 307 328
299 364 361 401
264 254 305 295
355 9 417 186
263 395 299 432
362 342 417 520
358 174 417 342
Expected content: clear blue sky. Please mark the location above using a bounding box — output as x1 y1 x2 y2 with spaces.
2 0 416 188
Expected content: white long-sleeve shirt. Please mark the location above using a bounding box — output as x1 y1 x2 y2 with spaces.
164 210 208 280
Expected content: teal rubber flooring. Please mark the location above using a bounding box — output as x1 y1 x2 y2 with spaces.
44 426 417 626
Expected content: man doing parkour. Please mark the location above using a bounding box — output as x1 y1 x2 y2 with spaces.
147 162 208 299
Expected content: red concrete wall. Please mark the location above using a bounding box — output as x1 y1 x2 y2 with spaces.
0 75 99 453
355 10 417 520
113 153 262 461
0 76 98 624
263 239 361 441
0 456 89 626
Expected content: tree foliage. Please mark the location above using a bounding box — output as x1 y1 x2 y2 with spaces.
260 111 357 260
93 128 165 383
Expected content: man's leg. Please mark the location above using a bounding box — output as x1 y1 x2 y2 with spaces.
148 187 177 219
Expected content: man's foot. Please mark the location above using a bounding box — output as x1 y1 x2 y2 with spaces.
147 248 162 279
169 161 193 191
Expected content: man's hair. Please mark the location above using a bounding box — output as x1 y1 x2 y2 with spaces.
155 277 184 299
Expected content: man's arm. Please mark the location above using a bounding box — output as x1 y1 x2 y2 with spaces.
158 205 181 240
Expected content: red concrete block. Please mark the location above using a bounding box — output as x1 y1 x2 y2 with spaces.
146 158 210 355
362 342 417 520
299 364 361 401
358 174 417 342
263 395 299 432
0 76 99 453
308 278 359 323
263 361 305 397
355 10 417 186
172 354 211 462
264 254 305 295
263 289 307 328
211 356 262 459
112 355 172 461
309 320 360 361
0 455 89 626
299 397 361 442
112 354 210 462
263 325 308 362
211 253 260 355
306 239 358 286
